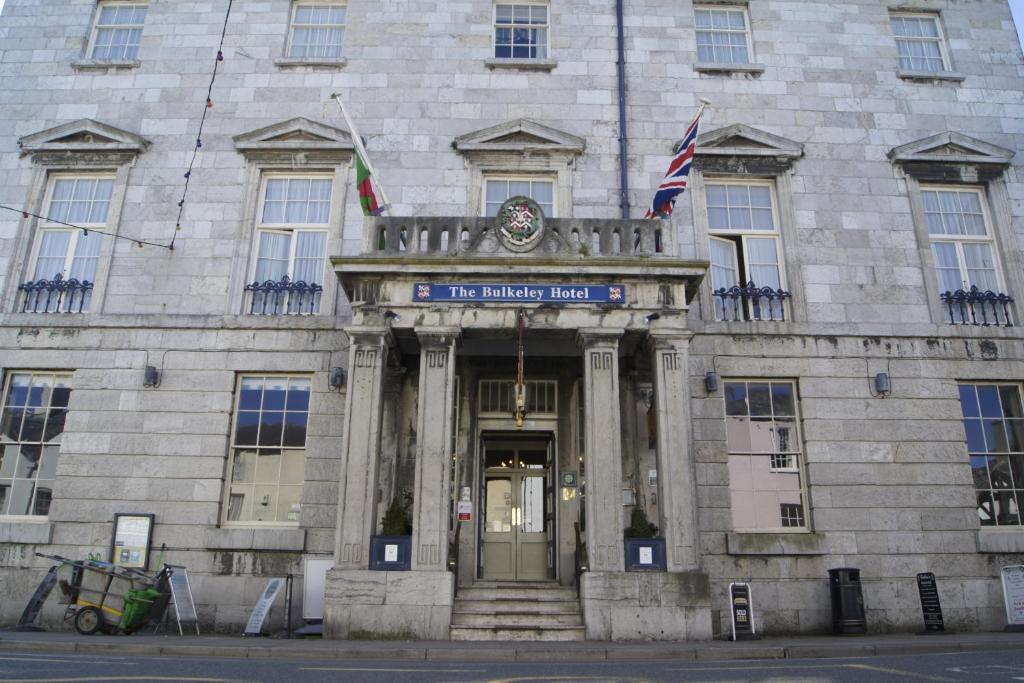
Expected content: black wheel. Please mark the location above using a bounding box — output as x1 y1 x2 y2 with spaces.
74 606 103 635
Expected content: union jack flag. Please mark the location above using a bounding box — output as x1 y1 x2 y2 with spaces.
645 105 705 219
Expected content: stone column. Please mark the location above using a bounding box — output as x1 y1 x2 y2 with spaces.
411 327 459 571
333 327 393 569
647 328 699 571
577 328 626 572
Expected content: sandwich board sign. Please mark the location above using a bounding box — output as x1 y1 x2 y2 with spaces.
166 565 200 635
729 582 756 640
1001 564 1024 631
244 577 285 636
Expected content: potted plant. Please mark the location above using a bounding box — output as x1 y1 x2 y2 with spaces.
623 507 667 571
369 498 412 571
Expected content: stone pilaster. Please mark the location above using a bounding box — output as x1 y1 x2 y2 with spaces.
576 328 626 572
647 328 699 571
411 327 459 571
333 327 393 569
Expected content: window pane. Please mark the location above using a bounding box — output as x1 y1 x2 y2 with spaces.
747 383 772 416
724 382 747 416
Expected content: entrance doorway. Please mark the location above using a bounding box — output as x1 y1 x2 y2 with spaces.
480 436 554 581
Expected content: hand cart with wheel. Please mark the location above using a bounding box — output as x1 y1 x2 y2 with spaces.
37 553 170 635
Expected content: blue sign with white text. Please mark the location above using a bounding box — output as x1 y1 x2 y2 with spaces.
414 283 626 304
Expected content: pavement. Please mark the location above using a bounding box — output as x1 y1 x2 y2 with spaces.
0 628 1021 662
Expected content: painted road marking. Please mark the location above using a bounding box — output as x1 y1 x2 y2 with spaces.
303 667 486 673
0 678 229 683
848 663 961 682
486 677 656 683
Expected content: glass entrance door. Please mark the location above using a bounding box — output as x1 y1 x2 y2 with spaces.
481 439 553 581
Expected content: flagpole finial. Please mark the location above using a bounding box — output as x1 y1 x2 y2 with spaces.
699 97 712 106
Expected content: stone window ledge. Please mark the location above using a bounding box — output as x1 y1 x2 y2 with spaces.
0 519 54 544
71 59 141 72
726 531 825 556
694 62 765 76
484 58 557 72
977 529 1024 554
274 57 347 70
897 70 965 83
205 527 306 551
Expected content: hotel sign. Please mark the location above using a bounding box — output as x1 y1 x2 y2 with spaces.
414 283 625 304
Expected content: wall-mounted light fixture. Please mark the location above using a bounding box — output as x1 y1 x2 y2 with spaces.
874 372 891 396
143 365 160 388
643 312 661 324
329 366 346 390
384 310 400 323
705 371 719 393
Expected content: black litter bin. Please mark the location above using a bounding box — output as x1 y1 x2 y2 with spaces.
828 567 866 635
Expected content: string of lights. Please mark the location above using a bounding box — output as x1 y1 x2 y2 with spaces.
2 0 235 254
0 204 169 249
171 0 235 250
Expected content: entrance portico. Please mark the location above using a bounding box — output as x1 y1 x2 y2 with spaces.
323 212 712 641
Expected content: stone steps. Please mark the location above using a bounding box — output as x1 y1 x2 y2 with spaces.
450 581 584 641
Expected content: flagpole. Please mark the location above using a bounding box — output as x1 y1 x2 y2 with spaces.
331 93 392 215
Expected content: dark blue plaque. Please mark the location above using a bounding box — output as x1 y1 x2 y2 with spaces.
413 283 626 304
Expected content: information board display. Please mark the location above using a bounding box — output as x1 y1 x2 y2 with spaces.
244 577 285 636
110 513 154 570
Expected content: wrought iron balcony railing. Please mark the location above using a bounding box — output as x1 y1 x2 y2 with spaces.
244 276 322 315
712 281 791 322
940 286 1013 327
19 274 93 313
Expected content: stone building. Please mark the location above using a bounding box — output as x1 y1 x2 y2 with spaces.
0 0 1023 640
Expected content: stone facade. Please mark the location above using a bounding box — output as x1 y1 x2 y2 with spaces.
0 0 1023 638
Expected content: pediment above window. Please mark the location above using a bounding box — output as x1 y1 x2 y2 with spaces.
888 132 1014 167
233 117 354 164
18 119 149 164
693 124 803 174
454 119 585 157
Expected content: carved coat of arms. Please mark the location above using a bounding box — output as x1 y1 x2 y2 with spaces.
496 196 545 252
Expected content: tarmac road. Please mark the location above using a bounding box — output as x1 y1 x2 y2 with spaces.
2 648 1024 683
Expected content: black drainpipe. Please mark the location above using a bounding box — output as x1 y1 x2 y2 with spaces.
616 0 630 219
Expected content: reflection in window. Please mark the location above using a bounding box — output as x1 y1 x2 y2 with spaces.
226 375 311 523
494 4 548 59
724 380 807 530
0 372 72 516
959 383 1024 527
484 178 554 218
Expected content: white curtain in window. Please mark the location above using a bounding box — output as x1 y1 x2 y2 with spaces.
69 231 102 282
33 231 71 281
255 232 290 282
932 242 963 292
293 232 326 285
964 243 999 291
746 237 781 288
709 238 739 290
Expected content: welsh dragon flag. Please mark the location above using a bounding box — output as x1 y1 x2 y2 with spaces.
355 150 383 216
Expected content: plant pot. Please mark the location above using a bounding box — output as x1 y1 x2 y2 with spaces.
624 537 667 571
369 535 412 571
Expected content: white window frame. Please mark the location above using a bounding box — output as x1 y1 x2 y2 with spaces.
704 178 788 320
0 371 73 519
922 185 1006 295
24 174 116 313
890 12 951 74
694 5 754 65
724 379 809 533
286 2 347 59
959 382 1024 528
492 3 550 60
88 1 148 61
249 173 333 314
481 175 556 218
223 374 312 527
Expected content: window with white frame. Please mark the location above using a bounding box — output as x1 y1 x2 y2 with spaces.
249 175 331 314
724 380 807 531
959 383 1024 527
89 2 148 61
705 180 786 320
288 2 346 59
694 6 752 65
890 13 950 73
494 4 549 59
484 177 554 217
26 175 112 312
923 186 1009 322
225 375 311 524
0 372 72 517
